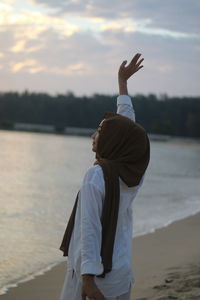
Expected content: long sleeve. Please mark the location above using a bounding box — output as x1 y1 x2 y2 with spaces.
117 95 135 122
80 180 104 275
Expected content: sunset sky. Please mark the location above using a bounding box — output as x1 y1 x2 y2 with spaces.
1 0 200 96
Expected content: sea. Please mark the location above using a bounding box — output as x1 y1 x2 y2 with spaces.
0 129 200 295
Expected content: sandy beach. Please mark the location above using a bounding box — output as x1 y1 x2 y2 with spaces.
1 212 200 300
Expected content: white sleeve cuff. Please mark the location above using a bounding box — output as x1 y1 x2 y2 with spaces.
81 260 104 276
117 95 132 106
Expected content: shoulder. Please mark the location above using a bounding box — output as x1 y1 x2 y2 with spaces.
82 165 104 191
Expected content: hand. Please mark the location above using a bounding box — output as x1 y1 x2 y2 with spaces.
81 275 106 300
118 53 144 83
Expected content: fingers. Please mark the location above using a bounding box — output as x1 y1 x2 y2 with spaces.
120 54 143 69
135 58 144 71
129 53 144 73
130 53 142 65
137 65 144 71
81 285 106 300
94 289 106 300
119 60 127 69
136 58 144 67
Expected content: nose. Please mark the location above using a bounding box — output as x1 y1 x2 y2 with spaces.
91 131 97 139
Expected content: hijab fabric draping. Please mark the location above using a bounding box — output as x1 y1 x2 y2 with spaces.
59 112 150 277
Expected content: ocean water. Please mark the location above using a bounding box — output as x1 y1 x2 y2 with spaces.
0 130 200 295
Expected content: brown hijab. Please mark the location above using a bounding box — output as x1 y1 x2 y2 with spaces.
59 112 150 277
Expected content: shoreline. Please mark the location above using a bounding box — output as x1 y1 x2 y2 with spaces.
1 210 200 296
1 212 200 299
1 127 200 144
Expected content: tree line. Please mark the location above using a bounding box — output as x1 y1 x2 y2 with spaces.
0 91 199 137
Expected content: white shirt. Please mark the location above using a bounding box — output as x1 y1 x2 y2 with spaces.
67 95 144 297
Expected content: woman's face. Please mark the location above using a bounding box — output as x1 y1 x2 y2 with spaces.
91 120 104 152
91 131 99 152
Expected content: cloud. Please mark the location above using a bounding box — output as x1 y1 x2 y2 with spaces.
4 0 16 3
0 22 110 76
0 0 199 96
1 22 199 96
31 0 200 35
0 3 79 37
10 39 44 53
9 57 87 75
131 0 200 34
10 59 41 72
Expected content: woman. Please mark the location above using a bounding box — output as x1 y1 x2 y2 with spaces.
59 53 150 300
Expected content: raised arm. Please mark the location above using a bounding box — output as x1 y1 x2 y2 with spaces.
117 53 144 122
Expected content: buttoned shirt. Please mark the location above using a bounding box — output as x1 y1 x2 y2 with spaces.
67 95 144 297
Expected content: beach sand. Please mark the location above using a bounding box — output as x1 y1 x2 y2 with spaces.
1 213 200 300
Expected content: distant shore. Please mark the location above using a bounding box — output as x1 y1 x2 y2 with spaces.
1 212 200 299
0 122 95 136
1 123 200 143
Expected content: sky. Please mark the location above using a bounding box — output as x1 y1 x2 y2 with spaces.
0 0 200 97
